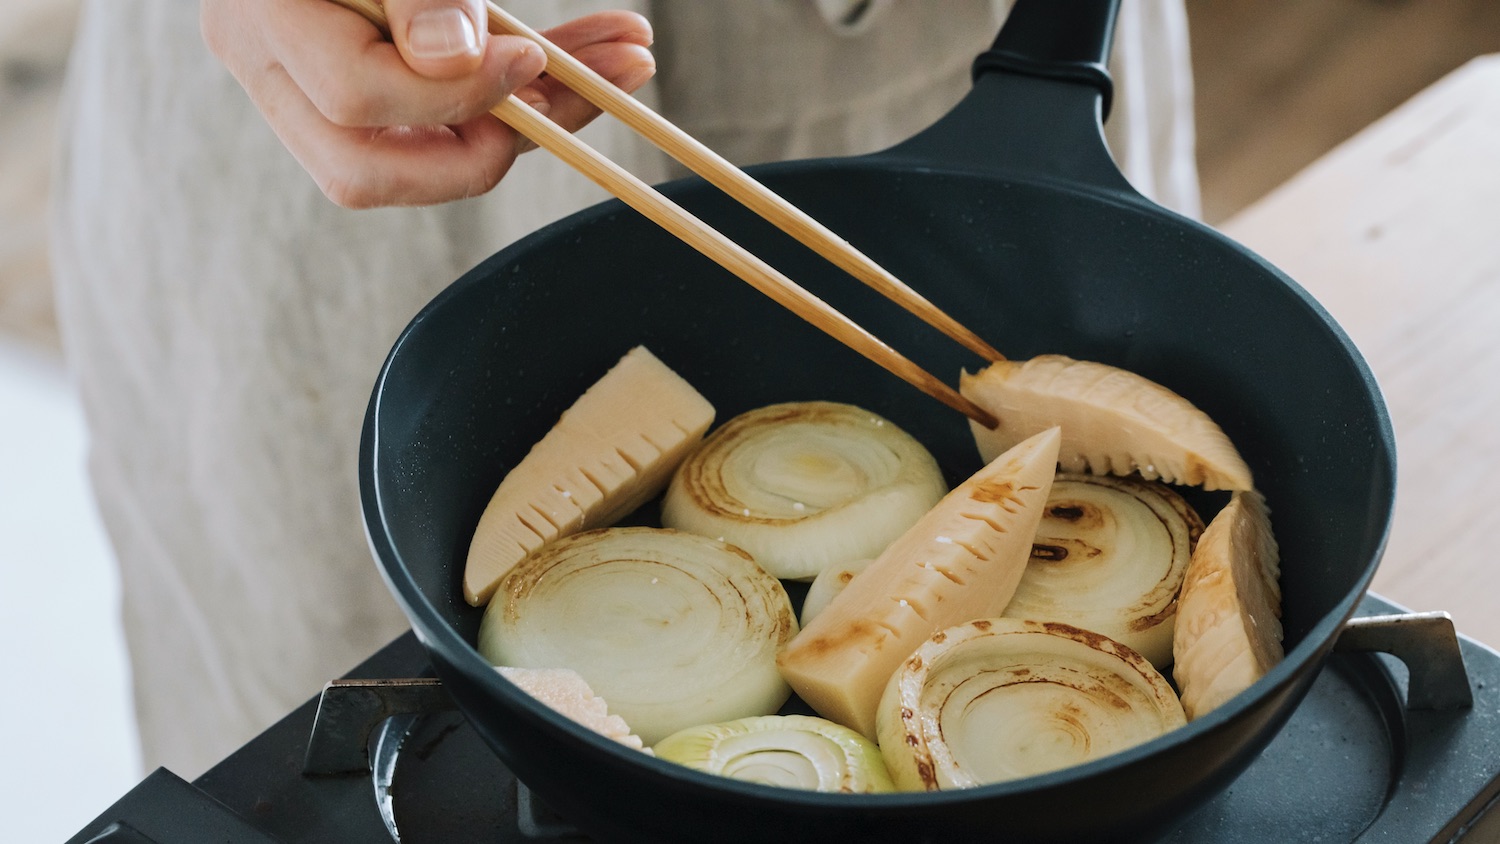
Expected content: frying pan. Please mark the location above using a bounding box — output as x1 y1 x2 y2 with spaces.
358 1 1396 840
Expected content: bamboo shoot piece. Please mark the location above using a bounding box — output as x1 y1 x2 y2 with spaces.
495 666 649 752
464 346 715 606
1172 491 1283 720
800 558 874 628
960 355 1253 492
777 427 1061 738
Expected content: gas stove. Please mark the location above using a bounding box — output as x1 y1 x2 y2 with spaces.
68 593 1500 843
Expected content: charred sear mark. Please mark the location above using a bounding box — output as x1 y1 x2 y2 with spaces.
775 606 797 640
1039 620 1119 655
1030 543 1069 562
720 542 757 564
916 759 937 789
1043 500 1104 530
969 480 1020 506
1183 454 1207 485
795 619 884 657
1128 597 1178 632
1029 538 1102 565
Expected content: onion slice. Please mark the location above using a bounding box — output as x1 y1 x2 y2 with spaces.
662 401 947 581
1172 490 1283 719
654 715 895 793
479 527 797 745
1003 473 1203 670
877 618 1186 790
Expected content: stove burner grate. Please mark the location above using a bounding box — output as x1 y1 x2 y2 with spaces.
65 595 1500 843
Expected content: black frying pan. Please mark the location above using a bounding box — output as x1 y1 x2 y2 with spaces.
359 2 1395 840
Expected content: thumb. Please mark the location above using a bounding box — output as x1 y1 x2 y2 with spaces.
386 0 489 79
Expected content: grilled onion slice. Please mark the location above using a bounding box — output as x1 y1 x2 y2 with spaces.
661 401 947 581
877 618 1185 790
478 527 797 745
1173 491 1283 720
654 715 895 793
961 355 1253 491
1003 473 1203 670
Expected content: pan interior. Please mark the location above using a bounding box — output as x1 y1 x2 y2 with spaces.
367 158 1393 756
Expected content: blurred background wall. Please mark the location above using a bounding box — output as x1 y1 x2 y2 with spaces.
0 0 78 349
7 0 1500 348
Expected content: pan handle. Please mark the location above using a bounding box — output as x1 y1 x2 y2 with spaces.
1334 611 1474 711
973 0 1119 120
878 0 1133 195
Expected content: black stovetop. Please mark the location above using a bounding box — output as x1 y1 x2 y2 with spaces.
68 594 1500 843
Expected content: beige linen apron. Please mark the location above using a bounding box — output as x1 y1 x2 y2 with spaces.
50 0 1196 778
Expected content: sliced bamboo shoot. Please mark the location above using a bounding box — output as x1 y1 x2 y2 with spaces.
464 346 715 606
1002 473 1203 670
800 558 873 628
1172 491 1283 720
777 427 1061 738
960 355 1253 491
495 666 649 752
877 618 1185 790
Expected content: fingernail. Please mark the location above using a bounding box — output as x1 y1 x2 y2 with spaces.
520 96 550 118
500 40 545 90
617 64 656 94
408 8 479 60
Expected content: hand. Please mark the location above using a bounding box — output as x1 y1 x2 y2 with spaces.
201 0 655 208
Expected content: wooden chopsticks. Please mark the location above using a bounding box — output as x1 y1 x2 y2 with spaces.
483 5 1003 366
328 0 1000 429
